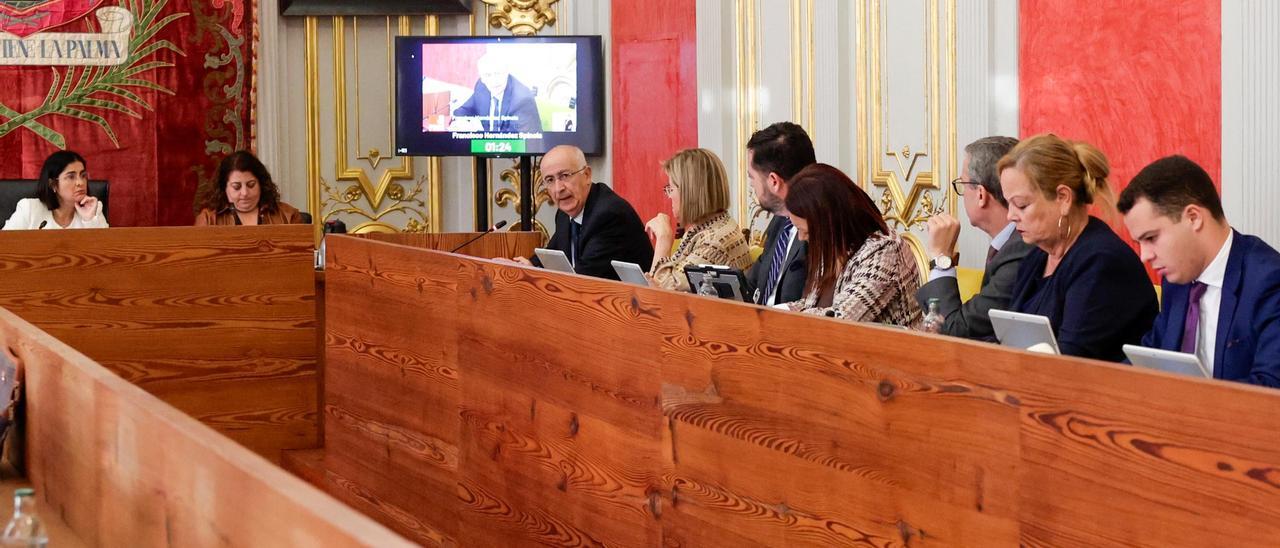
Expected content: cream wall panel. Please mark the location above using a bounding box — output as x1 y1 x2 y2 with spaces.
1222 0 1280 244
697 0 1001 271
953 0 1018 268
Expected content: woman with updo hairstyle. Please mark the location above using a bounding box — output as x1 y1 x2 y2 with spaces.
998 133 1157 361
194 150 304 226
782 163 921 328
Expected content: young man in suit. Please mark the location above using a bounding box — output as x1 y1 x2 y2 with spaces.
1120 155 1280 387
510 145 653 280
916 136 1031 339
743 122 817 306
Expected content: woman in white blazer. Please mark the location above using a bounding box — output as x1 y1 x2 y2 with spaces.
2 150 108 230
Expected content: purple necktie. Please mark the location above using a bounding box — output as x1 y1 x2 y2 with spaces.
986 246 998 264
1180 281 1208 354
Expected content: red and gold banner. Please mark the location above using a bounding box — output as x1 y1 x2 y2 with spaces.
0 0 255 226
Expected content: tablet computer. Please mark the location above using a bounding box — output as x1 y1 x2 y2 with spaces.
1122 344 1210 378
533 248 575 274
989 309 1060 354
683 264 751 302
611 260 649 287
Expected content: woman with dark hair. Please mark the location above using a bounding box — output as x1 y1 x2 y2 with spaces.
783 163 921 327
3 150 108 230
194 150 304 226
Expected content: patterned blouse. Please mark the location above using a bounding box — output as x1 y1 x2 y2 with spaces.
790 231 923 328
651 212 752 292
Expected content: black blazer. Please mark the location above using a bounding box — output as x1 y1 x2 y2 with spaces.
1009 216 1158 362
453 75 543 133
533 182 653 281
916 230 1033 339
744 215 807 305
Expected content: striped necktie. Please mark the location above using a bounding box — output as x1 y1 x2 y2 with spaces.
760 218 793 303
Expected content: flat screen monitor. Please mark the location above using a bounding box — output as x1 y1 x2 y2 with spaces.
394 35 605 157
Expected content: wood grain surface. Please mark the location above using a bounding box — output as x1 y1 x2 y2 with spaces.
315 236 1280 547
0 308 413 547
0 226 318 462
359 231 543 259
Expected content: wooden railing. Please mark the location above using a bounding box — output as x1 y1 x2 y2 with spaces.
307 234 1280 547
0 308 412 546
0 226 318 462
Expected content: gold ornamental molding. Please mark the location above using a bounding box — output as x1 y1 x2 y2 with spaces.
494 160 551 242
859 0 957 231
853 0 957 280
305 15 445 238
480 0 559 36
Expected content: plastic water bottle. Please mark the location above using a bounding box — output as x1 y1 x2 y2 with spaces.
920 298 944 334
697 275 719 298
1 488 47 547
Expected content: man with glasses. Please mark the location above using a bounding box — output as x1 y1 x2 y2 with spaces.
509 145 653 280
916 136 1030 339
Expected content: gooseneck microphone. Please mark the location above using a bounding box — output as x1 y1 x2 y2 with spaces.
448 220 508 253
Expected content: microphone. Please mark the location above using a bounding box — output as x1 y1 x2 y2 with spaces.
449 220 508 253
37 221 46 229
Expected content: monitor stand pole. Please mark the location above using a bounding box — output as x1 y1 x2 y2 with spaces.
474 157 489 232
518 155 534 231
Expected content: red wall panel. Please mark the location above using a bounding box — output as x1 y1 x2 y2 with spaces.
610 0 698 227
1020 0 1221 224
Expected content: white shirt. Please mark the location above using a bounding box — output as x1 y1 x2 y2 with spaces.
765 224 797 306
1194 231 1234 373
2 198 108 230
928 222 1017 282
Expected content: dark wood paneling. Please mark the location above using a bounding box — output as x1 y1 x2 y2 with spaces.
0 226 318 462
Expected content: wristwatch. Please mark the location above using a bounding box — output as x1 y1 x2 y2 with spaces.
929 254 955 270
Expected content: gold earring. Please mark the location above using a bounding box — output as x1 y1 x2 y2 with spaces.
1058 215 1070 239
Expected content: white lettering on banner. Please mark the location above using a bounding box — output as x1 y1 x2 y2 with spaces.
0 7 133 66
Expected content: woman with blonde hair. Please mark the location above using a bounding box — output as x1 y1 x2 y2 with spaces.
645 148 751 291
999 133 1157 361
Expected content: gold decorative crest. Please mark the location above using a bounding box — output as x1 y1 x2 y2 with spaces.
480 0 558 36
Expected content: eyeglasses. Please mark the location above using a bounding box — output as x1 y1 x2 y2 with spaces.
541 165 588 187
950 177 977 196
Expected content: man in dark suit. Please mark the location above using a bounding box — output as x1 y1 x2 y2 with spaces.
742 122 817 306
511 145 653 280
916 136 1031 339
452 53 543 134
1120 155 1280 387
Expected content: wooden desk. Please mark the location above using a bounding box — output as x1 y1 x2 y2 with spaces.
298 235 1280 547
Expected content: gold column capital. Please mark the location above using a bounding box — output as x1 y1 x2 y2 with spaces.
481 0 559 36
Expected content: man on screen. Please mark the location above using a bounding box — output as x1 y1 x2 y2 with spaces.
453 52 543 133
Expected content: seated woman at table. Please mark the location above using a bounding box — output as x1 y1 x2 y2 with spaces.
3 150 108 230
645 148 752 291
194 150 304 226
998 134 1157 361
784 163 921 328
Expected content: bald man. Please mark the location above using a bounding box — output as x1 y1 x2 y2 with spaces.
453 52 542 133
511 145 653 280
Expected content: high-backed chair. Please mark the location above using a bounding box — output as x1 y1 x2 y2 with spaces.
0 180 110 225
